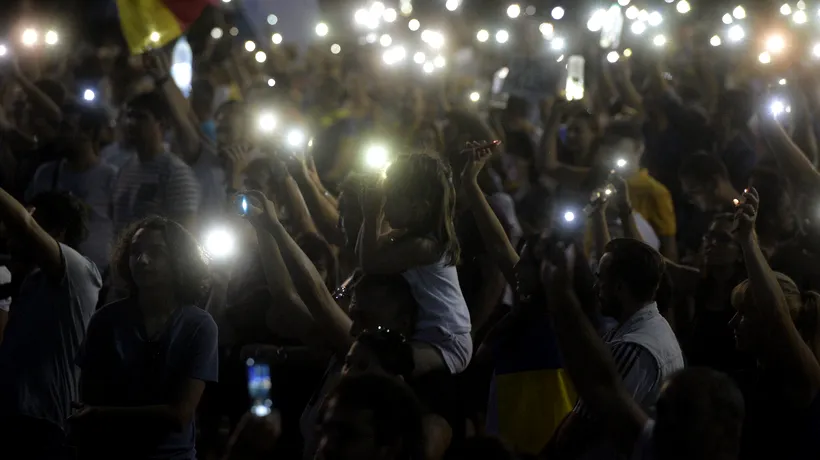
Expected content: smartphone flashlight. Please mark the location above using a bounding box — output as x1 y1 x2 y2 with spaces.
616 158 628 169
83 89 96 102
563 210 576 223
237 194 250 216
246 359 273 417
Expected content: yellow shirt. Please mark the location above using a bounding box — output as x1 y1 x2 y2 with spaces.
625 168 676 237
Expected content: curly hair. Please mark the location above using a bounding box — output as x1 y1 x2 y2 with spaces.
111 216 211 306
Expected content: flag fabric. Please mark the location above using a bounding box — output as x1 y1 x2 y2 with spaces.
117 0 212 54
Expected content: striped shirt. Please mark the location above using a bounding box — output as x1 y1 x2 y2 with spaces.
112 151 200 234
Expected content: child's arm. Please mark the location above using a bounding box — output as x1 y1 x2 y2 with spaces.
357 182 441 275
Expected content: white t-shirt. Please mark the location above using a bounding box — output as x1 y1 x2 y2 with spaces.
403 258 472 336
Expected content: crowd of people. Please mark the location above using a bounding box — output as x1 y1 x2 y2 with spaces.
1 6 820 460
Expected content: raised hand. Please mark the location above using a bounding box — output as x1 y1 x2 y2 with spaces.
236 190 279 225
733 187 759 241
608 172 632 214
460 140 498 182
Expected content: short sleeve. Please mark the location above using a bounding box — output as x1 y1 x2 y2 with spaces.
164 161 201 221
186 314 219 383
61 243 103 294
612 343 660 408
650 184 676 237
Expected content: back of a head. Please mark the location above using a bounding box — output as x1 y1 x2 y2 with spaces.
654 368 744 460
679 152 730 185
330 373 425 460
29 191 89 250
603 238 665 303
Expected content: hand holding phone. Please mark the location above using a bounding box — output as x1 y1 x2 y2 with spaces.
247 360 273 417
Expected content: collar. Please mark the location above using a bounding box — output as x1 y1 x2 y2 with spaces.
610 301 659 338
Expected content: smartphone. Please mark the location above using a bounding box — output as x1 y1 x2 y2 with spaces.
247 360 272 417
565 56 585 101
600 5 624 48
236 194 250 216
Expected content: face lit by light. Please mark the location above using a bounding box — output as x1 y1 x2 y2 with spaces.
331 44 341 54
766 35 786 53
365 146 390 170
272 33 283 45
631 22 646 35
496 30 510 44
245 41 256 52
563 211 576 222
780 4 792 15
287 129 306 147
83 89 95 102
433 55 446 67
539 22 554 37
470 92 480 102
793 10 808 24
408 19 420 31
205 228 236 260
728 25 745 42
551 37 565 50
722 13 733 24
606 51 620 63
551 7 565 20
423 62 435 73
653 34 666 47
732 6 746 19
626 6 639 19
758 51 771 64
44 30 58 45
211 28 223 39
507 4 521 18
267 78 276 87
258 113 277 132
477 29 489 42
648 11 663 26
676 0 691 13
710 35 722 46
315 23 329 37
383 8 398 22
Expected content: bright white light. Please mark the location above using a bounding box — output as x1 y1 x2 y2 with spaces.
648 12 663 26
433 55 446 67
380 34 392 47
722 13 733 24
552 7 565 20
365 146 390 170
728 25 745 42
383 8 398 22
779 78 787 85
626 6 639 19
245 41 256 52
557 54 565 62
606 51 620 63
477 29 489 42
255 51 267 63
638 9 649 21
507 4 521 18
316 23 329 37
268 78 276 87
211 28 223 39
258 113 277 132
382 46 406 64
366 33 377 43
287 129 306 147
563 211 576 222
623 48 632 57
759 52 771 64
551 37 565 50
733 6 746 19
422 30 444 49
230 27 238 36
793 10 808 23
771 100 785 116
0 45 7 56
616 158 628 168
540 22 554 37
798 0 807 8
205 228 236 260
631 22 647 35
813 43 820 57
44 30 58 45
272 33 283 44
83 89 95 102
618 0 630 5
676 1 691 13
496 30 509 43
470 92 480 102
588 9 607 32
766 35 785 53
331 44 341 54
371 2 385 15
710 35 722 46
267 14 278 25
413 52 425 63
781 4 792 15
355 8 369 25
146 31 159 43
400 1 413 15
446 0 460 11
423 62 435 73
497 67 510 78
653 34 666 46
408 19 420 31
221 0 231 3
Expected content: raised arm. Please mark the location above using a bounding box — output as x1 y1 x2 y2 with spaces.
11 58 62 125
461 144 519 285
537 101 591 187
0 186 62 277
286 155 342 243
735 189 820 400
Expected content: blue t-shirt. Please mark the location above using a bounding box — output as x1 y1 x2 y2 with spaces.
77 299 218 459
0 244 102 427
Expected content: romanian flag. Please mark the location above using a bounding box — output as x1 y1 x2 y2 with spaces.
117 0 212 54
